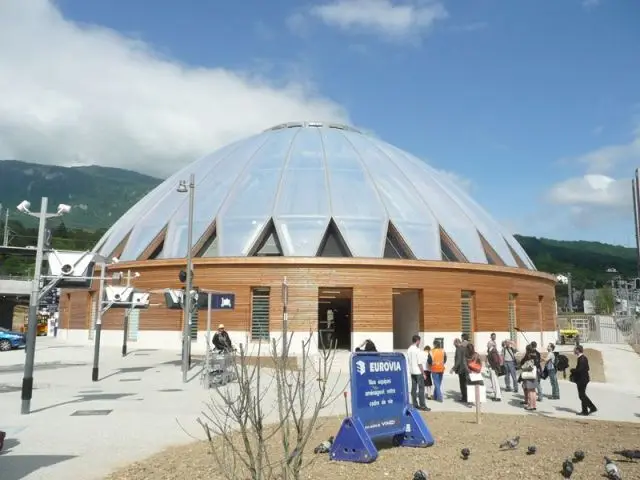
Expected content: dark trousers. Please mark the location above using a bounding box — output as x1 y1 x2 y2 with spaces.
458 373 468 402
411 374 426 408
577 382 596 413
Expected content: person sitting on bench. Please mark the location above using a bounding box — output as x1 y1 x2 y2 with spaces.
212 324 233 352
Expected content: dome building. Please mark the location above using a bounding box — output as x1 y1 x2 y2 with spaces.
60 122 556 353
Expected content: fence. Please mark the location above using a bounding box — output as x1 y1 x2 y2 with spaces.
557 314 640 347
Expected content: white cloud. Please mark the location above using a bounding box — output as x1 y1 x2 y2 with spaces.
582 0 601 9
297 0 448 42
436 169 474 193
547 174 630 208
0 1 347 178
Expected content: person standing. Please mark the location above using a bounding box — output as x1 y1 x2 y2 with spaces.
530 341 543 401
501 339 518 393
571 345 597 416
519 345 538 411
451 338 469 403
429 340 447 402
486 333 503 402
545 343 560 399
423 345 434 400
407 335 430 411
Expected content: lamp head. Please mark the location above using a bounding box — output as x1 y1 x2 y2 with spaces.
177 180 188 193
56 204 71 215
16 200 31 214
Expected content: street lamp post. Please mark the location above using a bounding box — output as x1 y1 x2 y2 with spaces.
178 173 195 383
17 197 70 414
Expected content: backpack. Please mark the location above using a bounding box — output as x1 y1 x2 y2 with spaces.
556 354 569 371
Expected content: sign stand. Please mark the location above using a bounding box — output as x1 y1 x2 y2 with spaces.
330 352 434 464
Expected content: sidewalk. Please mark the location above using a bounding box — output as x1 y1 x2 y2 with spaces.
1 338 638 480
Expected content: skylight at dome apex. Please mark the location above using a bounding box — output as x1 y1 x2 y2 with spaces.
95 122 534 270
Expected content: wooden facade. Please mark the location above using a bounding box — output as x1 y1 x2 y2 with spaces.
59 257 557 337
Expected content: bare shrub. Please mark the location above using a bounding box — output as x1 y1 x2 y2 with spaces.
198 332 345 480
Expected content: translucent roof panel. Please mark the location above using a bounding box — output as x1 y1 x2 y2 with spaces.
94 122 536 270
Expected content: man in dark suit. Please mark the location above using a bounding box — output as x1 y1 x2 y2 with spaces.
570 345 597 416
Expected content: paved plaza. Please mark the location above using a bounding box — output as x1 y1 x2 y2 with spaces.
1 338 639 480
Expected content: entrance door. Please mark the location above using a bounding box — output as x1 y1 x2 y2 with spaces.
318 288 352 350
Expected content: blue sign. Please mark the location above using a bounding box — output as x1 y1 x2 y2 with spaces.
211 293 235 310
330 352 435 464
351 352 408 438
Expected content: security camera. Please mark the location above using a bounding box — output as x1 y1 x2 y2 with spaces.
46 250 96 289
56 204 71 215
104 286 134 307
17 200 31 214
164 288 185 309
131 292 150 309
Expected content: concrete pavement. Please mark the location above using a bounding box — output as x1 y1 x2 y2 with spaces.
1 338 639 480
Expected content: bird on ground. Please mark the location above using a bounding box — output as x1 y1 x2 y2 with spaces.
561 459 574 478
499 435 520 449
573 450 585 463
412 470 429 480
461 448 471 460
614 449 640 462
526 445 536 455
604 456 622 479
313 436 334 454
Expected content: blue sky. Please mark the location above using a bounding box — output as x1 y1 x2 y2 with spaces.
1 0 639 245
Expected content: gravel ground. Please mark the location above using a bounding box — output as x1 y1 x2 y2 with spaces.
105 412 640 480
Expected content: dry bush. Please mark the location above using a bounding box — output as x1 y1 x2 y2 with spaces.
197 332 346 480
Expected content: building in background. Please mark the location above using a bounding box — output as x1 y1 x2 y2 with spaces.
59 122 557 353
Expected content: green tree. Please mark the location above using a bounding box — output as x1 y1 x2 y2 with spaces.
594 287 614 314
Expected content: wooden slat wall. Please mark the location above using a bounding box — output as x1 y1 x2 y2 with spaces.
62 258 556 334
59 291 92 329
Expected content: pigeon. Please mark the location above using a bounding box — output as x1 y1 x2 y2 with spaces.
573 450 585 463
499 435 520 449
413 470 429 480
527 445 536 455
313 436 334 454
461 448 471 460
561 459 574 478
614 449 640 462
604 456 622 479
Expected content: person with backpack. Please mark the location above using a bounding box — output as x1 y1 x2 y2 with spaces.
486 333 503 402
544 343 560 399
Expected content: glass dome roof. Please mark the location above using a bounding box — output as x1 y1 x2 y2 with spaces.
94 121 535 270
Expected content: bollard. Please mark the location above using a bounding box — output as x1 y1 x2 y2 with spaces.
475 384 481 424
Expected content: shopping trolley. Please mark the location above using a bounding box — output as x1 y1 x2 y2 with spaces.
202 349 237 388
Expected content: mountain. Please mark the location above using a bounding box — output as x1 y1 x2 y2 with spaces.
0 160 161 230
0 160 636 286
515 235 637 289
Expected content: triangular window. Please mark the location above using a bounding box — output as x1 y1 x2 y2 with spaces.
139 227 166 261
250 220 283 256
440 226 467 262
317 219 351 257
504 237 527 268
478 231 505 266
109 230 132 260
383 222 415 259
196 222 219 258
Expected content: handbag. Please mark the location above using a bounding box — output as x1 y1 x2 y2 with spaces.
468 359 482 373
497 364 506 377
468 372 484 383
521 370 536 380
